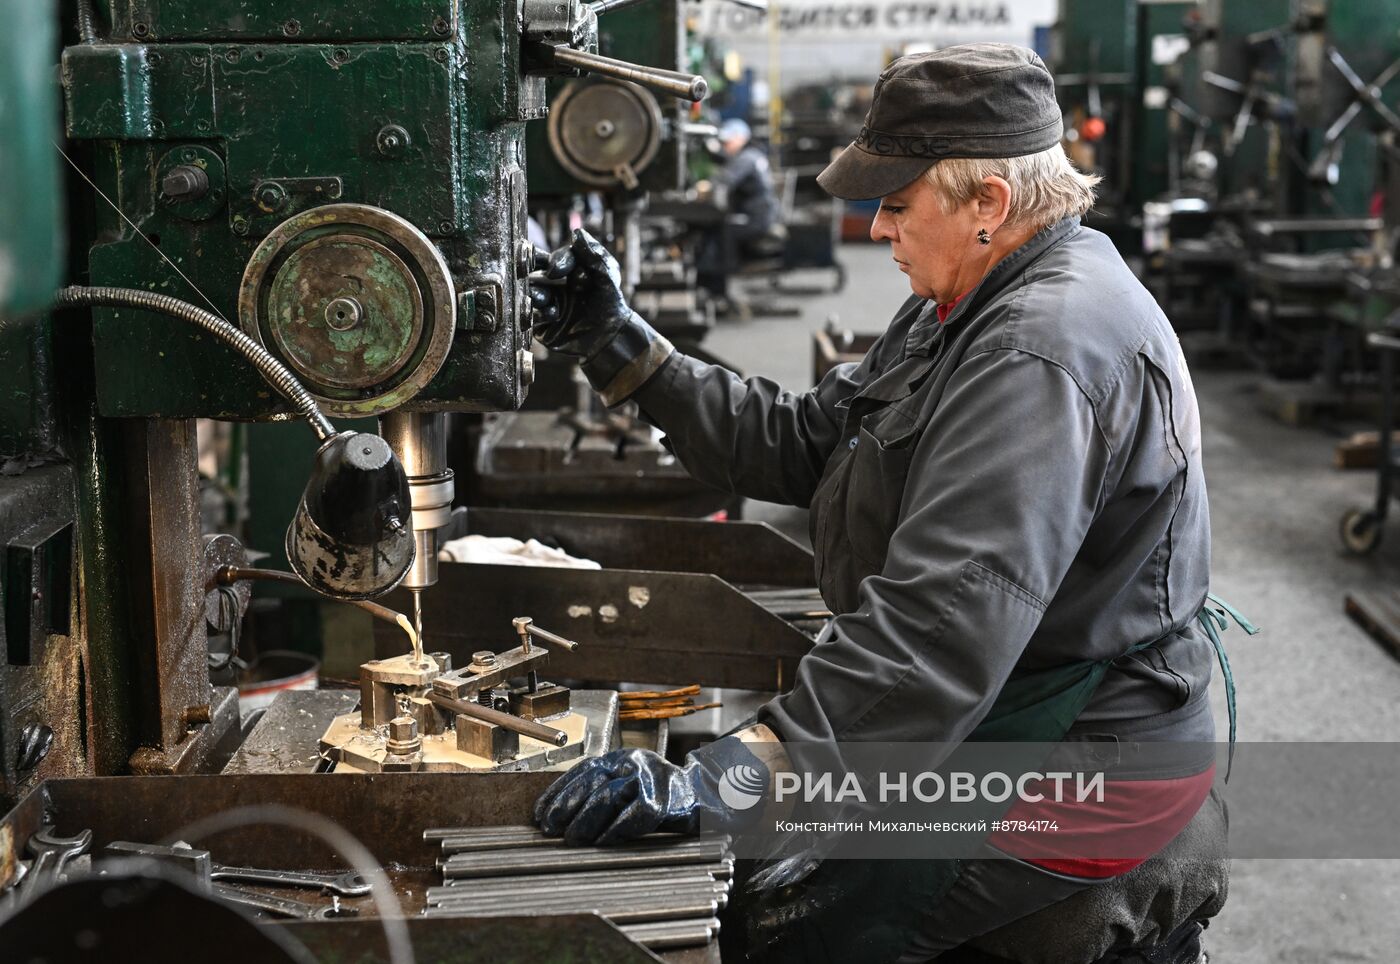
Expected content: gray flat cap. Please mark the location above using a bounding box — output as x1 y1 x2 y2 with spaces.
818 43 1064 201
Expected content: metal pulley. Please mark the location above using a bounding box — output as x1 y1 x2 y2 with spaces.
238 204 455 417
547 79 664 188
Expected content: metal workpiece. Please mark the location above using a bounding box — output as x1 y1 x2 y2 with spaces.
386 715 424 759
427 880 730 907
618 918 722 950
435 863 734 889
456 714 521 763
103 840 214 889
436 833 577 854
425 895 720 924
428 824 725 853
425 825 555 841
360 654 443 727
428 877 728 903
53 287 335 441
440 840 732 878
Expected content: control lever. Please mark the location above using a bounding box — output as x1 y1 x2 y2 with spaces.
539 45 707 102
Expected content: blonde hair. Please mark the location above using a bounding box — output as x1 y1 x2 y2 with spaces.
922 145 1101 229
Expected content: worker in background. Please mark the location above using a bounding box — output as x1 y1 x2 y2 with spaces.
528 44 1229 964
696 117 786 313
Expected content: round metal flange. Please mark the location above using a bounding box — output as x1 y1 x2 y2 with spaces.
547 79 663 188
238 203 455 416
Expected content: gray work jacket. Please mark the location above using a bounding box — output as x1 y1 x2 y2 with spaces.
633 218 1216 745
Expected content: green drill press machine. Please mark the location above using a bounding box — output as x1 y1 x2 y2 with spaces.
0 0 706 799
0 2 763 955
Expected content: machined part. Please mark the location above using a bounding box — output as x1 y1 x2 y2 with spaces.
424 894 719 923
547 79 663 188
386 715 423 755
238 204 456 416
439 838 731 878
432 827 727 855
511 683 571 720
455 714 520 762
359 653 442 727
428 881 729 906
435 861 733 882
618 919 722 950
54 287 335 440
429 868 728 896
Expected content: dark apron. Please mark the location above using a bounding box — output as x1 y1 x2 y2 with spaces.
749 326 1256 963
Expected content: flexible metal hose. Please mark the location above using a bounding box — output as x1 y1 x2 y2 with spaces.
55 286 336 441
75 0 100 43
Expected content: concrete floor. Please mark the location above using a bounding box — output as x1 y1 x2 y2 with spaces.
705 242 1400 960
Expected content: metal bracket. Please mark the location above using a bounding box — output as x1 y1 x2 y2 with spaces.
251 176 344 214
3 520 73 666
463 280 503 332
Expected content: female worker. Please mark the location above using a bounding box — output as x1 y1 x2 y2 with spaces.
529 44 1229 964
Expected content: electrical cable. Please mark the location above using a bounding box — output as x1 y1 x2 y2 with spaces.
53 286 336 441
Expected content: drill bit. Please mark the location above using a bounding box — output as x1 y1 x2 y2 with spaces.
411 589 427 666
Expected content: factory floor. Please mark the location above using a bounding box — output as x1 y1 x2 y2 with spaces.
705 242 1400 961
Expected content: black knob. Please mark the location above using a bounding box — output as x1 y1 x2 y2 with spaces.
162 164 210 201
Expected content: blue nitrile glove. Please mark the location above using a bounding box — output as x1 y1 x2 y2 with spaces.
528 229 674 406
534 735 771 846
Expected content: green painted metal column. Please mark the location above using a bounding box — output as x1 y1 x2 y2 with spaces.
0 0 64 459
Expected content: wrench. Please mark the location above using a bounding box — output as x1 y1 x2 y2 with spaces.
104 841 370 897
16 826 92 903
208 863 371 897
214 883 357 920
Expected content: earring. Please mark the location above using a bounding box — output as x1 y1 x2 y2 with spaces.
977 228 992 245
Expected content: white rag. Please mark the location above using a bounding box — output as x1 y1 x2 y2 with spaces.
437 534 601 569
